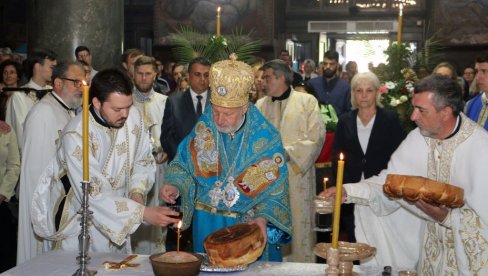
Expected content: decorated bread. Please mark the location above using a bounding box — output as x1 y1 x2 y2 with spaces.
204 223 265 267
383 174 464 208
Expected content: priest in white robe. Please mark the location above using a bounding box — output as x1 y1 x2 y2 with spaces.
256 59 325 263
31 69 179 253
17 62 84 264
5 49 57 151
323 74 488 274
131 56 169 254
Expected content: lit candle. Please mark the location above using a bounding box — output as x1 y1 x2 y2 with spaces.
216 6 221 37
331 153 344 249
176 220 182 253
397 4 403 44
82 82 90 181
323 177 328 192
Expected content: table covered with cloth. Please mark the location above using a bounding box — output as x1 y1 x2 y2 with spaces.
1 250 388 275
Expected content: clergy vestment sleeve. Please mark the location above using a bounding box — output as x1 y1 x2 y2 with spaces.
60 131 146 246
285 97 325 175
128 123 156 199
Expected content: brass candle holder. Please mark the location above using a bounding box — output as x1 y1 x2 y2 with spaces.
314 241 376 275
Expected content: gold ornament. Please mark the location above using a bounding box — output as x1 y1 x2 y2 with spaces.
210 54 253 108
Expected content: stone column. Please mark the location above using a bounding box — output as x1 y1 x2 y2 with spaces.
28 0 123 69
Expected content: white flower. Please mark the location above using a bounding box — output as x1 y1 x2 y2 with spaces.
390 98 400 107
399 95 409 103
385 81 396 89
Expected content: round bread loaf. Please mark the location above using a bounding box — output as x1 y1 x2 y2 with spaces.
383 174 464 208
204 223 265 267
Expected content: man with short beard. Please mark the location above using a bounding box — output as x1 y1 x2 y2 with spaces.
131 56 168 254
322 74 488 274
306 50 351 117
31 69 180 254
18 62 84 264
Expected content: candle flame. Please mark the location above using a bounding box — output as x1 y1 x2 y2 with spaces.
217 6 221 13
340 153 344 160
177 220 182 229
323 177 328 183
82 80 88 86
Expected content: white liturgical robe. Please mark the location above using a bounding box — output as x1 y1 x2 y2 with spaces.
256 90 325 262
131 89 167 254
17 92 76 264
344 114 488 275
31 106 156 253
5 80 51 151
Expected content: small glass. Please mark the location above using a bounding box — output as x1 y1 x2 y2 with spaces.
312 195 333 232
167 205 183 230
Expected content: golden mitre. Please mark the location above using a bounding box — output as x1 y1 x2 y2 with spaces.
210 53 254 108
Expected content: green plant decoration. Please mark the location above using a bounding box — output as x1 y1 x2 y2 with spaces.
170 26 262 63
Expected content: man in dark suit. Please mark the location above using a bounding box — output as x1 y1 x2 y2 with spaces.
160 57 211 162
160 56 211 252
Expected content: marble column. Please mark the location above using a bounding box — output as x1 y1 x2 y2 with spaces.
28 0 123 69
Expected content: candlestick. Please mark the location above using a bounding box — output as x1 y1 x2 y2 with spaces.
82 82 90 181
331 153 344 249
216 6 221 37
176 220 182 253
397 4 403 44
323 177 328 193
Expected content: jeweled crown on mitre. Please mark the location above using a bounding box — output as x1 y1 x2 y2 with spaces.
210 53 254 108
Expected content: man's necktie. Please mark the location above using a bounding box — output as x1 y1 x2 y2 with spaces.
196 95 203 117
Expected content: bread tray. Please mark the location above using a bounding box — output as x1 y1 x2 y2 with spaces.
198 253 248 272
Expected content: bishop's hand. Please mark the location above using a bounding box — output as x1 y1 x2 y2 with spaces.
160 184 179 204
248 217 268 245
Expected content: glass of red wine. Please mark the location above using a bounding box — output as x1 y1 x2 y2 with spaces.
167 205 183 230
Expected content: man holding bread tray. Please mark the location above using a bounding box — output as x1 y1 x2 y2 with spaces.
322 74 488 275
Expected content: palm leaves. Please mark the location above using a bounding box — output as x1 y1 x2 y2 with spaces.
170 26 261 63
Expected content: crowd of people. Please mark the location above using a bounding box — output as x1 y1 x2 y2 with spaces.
0 45 487 275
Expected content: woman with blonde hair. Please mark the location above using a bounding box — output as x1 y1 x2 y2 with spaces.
328 71 406 266
249 63 265 103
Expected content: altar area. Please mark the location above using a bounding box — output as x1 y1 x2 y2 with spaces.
1 250 390 276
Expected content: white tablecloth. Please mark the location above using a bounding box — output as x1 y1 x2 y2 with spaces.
1 250 383 276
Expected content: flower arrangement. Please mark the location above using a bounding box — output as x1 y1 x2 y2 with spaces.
380 79 414 108
379 67 417 108
373 44 418 132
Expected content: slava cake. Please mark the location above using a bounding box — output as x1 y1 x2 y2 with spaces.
204 223 265 267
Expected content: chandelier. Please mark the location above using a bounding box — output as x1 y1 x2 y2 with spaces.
316 0 417 9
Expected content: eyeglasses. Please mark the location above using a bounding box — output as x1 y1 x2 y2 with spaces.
61 77 84 88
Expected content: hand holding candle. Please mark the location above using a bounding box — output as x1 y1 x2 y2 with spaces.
82 82 90 181
176 220 182 253
331 153 344 249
